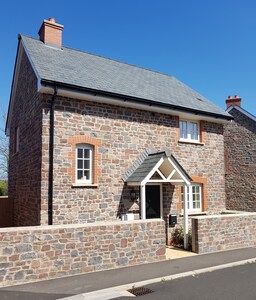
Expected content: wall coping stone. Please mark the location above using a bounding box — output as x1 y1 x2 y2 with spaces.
192 212 256 220
0 218 164 233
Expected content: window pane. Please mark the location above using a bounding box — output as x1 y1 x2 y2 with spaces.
83 170 90 180
77 159 83 169
180 121 187 139
195 202 200 209
84 160 90 170
76 144 93 183
77 170 83 180
77 148 83 158
84 149 90 158
190 122 199 140
191 184 201 210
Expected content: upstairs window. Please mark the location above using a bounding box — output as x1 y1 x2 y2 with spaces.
76 144 93 184
181 184 202 212
179 120 199 142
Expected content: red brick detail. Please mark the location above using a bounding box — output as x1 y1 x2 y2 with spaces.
191 176 208 211
226 95 241 108
38 18 64 47
176 186 182 214
68 136 102 184
224 151 229 175
199 120 205 143
175 116 180 142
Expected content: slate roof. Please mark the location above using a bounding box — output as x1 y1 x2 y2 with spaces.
125 152 191 183
20 35 232 119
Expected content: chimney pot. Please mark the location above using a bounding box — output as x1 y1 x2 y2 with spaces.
38 18 64 48
226 95 242 109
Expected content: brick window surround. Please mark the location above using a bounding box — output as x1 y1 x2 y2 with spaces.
176 116 205 144
68 136 102 186
176 176 208 213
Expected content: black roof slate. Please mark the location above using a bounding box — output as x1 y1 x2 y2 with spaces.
21 35 231 119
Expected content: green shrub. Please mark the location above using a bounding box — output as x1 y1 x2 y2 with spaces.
0 180 8 196
172 226 192 251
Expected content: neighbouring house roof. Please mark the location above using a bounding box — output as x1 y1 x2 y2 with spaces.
20 34 232 121
125 151 191 186
226 105 256 123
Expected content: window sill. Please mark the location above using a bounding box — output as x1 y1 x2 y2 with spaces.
71 183 98 188
179 211 207 217
178 140 204 146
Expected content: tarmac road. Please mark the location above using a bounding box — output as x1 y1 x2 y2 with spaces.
115 262 256 300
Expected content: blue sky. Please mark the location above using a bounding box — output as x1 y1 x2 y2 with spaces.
1 0 256 130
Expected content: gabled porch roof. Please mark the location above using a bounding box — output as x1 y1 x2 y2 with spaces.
125 151 191 186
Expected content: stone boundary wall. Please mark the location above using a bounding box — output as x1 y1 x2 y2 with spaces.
0 219 165 287
192 213 256 254
0 197 13 228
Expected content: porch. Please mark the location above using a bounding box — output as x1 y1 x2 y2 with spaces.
125 151 192 249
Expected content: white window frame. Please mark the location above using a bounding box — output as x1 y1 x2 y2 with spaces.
76 144 93 184
181 183 202 212
179 120 199 142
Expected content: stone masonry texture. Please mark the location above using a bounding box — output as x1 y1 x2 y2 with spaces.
192 213 256 254
8 50 42 226
9 49 226 235
0 219 165 287
224 108 256 211
39 94 226 226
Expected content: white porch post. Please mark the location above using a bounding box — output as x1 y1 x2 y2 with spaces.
184 184 189 250
140 185 146 220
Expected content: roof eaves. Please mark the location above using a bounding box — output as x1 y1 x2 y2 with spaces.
226 105 256 122
41 79 233 121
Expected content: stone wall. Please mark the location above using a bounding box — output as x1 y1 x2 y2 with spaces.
0 219 165 287
40 94 226 226
8 49 42 226
224 107 256 211
192 213 256 254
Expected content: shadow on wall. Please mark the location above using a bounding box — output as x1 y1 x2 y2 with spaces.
162 184 176 244
0 196 14 227
117 184 140 220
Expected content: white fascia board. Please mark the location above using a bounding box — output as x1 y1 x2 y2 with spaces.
167 169 176 180
226 105 256 122
141 157 164 185
167 157 191 186
39 85 231 124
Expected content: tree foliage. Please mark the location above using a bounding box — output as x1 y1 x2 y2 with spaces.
0 180 7 196
0 111 9 180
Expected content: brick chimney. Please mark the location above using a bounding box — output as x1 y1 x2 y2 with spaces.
38 18 64 48
226 95 241 108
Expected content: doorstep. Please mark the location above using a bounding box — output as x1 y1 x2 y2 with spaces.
165 246 197 260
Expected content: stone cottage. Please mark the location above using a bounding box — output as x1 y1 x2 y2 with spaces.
224 96 256 211
6 18 232 244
